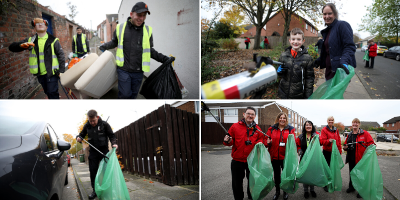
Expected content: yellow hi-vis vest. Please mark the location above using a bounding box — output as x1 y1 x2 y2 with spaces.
28 36 60 75
73 34 87 53
116 22 152 72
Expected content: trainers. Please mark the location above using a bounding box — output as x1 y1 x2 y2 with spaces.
310 191 317 198
283 192 289 200
323 186 328 192
304 192 309 199
346 188 355 193
89 191 97 199
273 192 280 200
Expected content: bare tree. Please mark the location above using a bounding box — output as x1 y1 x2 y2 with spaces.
66 2 78 22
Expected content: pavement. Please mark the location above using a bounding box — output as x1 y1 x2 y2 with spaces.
70 157 198 200
201 147 400 200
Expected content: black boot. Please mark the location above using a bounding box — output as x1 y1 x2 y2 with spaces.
310 191 316 198
304 192 310 199
357 193 362 198
323 186 328 192
283 192 288 200
346 187 355 193
273 191 280 200
89 191 97 199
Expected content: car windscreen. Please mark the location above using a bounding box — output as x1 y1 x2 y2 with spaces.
0 115 40 136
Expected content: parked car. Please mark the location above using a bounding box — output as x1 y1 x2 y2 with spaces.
383 46 400 61
377 134 391 142
0 116 71 200
361 45 369 52
377 45 388 55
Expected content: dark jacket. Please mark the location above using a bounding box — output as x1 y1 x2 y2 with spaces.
316 19 356 74
8 32 65 77
223 120 265 163
101 17 168 73
72 34 90 53
344 129 375 164
263 123 295 161
295 131 319 160
77 117 117 152
315 39 323 50
278 46 315 99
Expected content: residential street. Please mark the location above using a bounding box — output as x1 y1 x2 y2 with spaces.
63 164 81 200
354 49 400 99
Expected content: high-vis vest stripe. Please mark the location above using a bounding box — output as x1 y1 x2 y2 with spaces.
116 22 152 72
73 34 87 53
28 36 60 75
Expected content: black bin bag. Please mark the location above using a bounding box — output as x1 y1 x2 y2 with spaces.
140 59 182 99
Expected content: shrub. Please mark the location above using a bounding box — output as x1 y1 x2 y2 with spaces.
220 38 239 50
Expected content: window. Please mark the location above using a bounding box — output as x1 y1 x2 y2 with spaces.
306 24 308 30
206 109 219 116
43 127 54 151
48 125 59 150
225 109 238 116
393 123 395 127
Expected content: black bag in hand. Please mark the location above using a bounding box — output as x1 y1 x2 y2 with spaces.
139 59 182 99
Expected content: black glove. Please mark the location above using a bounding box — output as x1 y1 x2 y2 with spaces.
339 64 350 74
163 56 175 63
99 44 106 52
54 69 60 77
277 65 289 75
298 149 303 156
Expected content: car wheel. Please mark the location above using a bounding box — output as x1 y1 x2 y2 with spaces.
65 172 68 185
383 53 386 57
396 54 400 61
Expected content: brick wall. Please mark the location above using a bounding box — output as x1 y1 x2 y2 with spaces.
0 0 89 99
259 105 288 126
383 121 400 131
176 102 195 113
265 11 318 37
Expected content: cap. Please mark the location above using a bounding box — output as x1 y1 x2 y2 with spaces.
131 2 150 15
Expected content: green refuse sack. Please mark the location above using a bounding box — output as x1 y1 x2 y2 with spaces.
295 135 332 187
260 41 265 49
363 50 369 61
95 148 130 200
280 134 299 194
247 143 275 200
309 65 355 99
350 145 383 200
328 140 344 192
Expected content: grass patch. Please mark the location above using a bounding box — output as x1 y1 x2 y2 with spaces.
388 148 394 151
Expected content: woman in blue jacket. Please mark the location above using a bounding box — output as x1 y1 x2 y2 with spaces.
315 3 356 80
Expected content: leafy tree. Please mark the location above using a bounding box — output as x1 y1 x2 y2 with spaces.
333 122 345 133
219 5 246 36
212 21 237 39
359 0 400 45
202 18 211 32
353 33 361 43
66 2 78 22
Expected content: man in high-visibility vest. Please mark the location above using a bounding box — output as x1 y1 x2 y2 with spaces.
9 18 65 99
72 26 90 58
99 2 174 99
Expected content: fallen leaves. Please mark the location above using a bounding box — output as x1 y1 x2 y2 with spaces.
370 87 377 90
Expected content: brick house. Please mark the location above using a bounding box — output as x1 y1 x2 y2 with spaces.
97 14 118 43
239 26 268 38
0 0 91 99
201 101 307 135
383 116 400 133
361 121 380 128
97 20 106 42
264 10 318 37
171 101 200 114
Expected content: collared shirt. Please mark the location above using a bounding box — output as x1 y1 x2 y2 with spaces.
38 33 48 75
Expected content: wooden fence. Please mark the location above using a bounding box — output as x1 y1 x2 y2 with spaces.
114 104 199 186
201 122 271 145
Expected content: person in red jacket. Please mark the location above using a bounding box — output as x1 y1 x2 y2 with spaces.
264 112 295 200
343 118 375 198
263 36 269 49
295 121 320 199
365 39 377 68
320 116 342 192
245 37 251 49
223 107 266 200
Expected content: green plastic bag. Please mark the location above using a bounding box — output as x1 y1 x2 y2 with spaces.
295 135 332 187
363 50 369 61
328 140 344 192
260 41 265 49
350 145 383 200
247 143 275 200
279 134 299 194
95 148 130 200
309 65 355 99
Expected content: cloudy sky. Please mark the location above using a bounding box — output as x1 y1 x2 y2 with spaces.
0 100 181 138
37 0 122 31
204 100 400 127
201 0 374 39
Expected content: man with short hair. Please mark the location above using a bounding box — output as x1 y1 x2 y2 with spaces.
72 26 90 58
99 2 174 99
9 18 65 99
76 109 118 199
223 107 266 200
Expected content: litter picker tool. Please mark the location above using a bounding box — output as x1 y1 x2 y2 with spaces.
201 101 230 136
79 136 110 162
345 141 367 148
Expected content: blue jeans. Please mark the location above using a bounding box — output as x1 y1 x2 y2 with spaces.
37 75 59 99
117 68 143 99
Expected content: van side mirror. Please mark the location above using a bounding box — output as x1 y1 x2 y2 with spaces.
58 140 71 151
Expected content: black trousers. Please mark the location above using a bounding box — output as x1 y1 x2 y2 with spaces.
245 42 249 49
89 148 109 190
37 75 59 99
365 56 375 68
271 159 284 193
323 150 332 167
231 160 251 200
348 159 356 190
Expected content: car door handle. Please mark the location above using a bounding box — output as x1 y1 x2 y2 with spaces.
51 159 56 165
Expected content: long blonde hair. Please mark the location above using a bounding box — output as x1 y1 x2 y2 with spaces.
274 112 288 127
